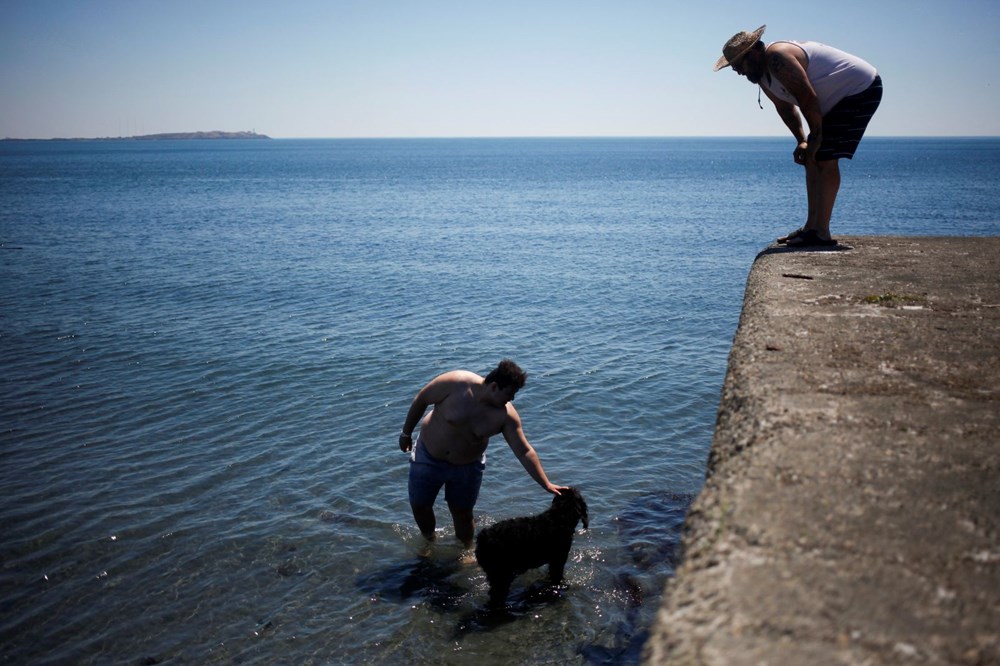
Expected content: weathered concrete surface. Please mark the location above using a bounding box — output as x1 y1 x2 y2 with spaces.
644 237 1000 665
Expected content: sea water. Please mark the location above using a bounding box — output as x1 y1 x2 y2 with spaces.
2 137 998 664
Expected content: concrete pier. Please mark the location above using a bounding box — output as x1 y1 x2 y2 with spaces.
644 237 1000 665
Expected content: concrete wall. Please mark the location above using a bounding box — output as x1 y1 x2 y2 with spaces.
644 237 1000 665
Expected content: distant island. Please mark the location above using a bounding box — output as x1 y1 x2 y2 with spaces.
2 130 271 142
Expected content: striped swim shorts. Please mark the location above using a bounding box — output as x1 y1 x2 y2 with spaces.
817 75 883 161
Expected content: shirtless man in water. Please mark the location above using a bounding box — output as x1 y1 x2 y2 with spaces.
398 359 565 549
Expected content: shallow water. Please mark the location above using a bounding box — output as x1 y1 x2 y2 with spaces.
1 137 997 664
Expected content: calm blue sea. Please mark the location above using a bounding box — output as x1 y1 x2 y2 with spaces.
2 137 998 664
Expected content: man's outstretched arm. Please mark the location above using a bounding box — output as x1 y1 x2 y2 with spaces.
502 407 566 495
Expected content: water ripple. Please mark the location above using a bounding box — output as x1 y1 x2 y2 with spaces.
10 137 987 663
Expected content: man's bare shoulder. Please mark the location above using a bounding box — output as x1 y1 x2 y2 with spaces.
766 42 807 67
432 369 483 386
766 41 806 54
504 402 522 424
420 369 482 399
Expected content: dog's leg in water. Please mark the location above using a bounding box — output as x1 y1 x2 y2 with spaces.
548 552 568 585
486 571 515 608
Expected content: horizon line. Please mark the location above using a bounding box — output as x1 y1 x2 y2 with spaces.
4 133 999 142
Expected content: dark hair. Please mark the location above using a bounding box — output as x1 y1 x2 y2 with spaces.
484 359 527 392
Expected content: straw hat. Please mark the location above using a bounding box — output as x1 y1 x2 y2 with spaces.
713 25 766 71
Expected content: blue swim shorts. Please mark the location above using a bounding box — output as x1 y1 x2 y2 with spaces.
408 438 486 511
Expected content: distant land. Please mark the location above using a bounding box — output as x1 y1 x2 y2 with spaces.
2 130 271 142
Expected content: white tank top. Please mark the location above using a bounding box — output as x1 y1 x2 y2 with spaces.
762 41 877 115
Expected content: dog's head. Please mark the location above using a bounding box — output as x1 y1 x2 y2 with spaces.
551 486 589 530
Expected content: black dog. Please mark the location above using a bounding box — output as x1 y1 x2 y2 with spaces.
475 487 589 607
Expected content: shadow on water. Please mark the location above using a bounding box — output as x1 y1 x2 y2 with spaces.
453 580 570 637
579 491 694 665
354 492 694 664
357 554 571 636
355 557 468 612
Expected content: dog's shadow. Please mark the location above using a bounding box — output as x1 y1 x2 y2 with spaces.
355 555 566 636
453 579 569 637
355 557 468 612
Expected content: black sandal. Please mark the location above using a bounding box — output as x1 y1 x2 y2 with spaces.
785 229 837 247
777 227 804 244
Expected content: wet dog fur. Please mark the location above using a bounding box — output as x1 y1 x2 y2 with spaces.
475 487 589 607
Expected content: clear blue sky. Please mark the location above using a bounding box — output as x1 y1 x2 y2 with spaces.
2 0 998 138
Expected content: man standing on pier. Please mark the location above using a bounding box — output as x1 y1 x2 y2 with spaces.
398 359 565 551
715 25 882 247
